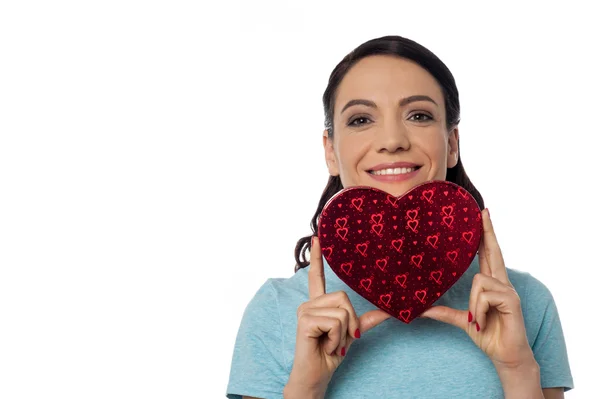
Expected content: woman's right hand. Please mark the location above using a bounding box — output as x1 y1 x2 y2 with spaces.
284 237 391 399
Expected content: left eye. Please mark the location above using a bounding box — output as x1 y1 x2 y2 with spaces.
409 113 433 122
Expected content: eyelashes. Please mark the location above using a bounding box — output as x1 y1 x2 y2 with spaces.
408 113 434 122
347 116 372 127
347 113 433 127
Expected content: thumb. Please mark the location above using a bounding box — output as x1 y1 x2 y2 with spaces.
359 309 391 333
420 306 467 331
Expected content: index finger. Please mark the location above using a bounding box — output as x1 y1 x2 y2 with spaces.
481 209 510 285
308 236 326 299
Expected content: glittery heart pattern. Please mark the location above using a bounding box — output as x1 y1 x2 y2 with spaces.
317 180 482 323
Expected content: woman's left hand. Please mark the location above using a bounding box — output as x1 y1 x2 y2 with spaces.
421 209 535 371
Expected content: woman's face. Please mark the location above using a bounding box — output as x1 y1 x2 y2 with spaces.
324 55 459 198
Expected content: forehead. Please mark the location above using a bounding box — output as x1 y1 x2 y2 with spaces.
335 55 444 113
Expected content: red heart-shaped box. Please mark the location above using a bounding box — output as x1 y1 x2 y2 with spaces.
317 180 482 323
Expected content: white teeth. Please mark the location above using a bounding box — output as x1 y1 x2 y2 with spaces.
371 167 417 176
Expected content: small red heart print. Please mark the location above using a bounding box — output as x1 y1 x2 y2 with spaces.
380 293 392 307
373 224 383 235
399 310 411 322
430 270 442 284
395 273 408 287
407 209 419 220
422 190 434 202
391 239 403 252
407 220 419 232
462 231 474 244
371 214 383 224
351 198 363 210
341 262 352 275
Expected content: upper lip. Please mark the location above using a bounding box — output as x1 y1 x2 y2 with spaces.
367 162 421 171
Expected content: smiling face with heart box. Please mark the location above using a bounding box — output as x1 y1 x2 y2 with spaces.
314 53 484 322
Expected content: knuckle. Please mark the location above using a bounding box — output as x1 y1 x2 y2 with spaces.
296 303 306 318
338 308 350 326
338 291 352 307
510 289 521 304
341 306 350 320
334 290 349 302
334 318 343 333
479 290 489 301
297 310 308 323
297 313 311 329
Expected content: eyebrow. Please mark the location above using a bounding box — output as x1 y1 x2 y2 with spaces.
340 95 438 114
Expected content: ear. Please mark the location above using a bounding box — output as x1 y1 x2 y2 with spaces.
447 127 459 169
323 129 340 176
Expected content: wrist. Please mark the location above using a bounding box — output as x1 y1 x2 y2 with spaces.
284 372 328 399
283 381 325 399
495 358 543 399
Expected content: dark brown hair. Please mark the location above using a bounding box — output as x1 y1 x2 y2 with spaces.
294 35 484 271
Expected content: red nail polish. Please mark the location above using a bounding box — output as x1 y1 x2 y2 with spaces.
341 347 346 356
311 236 315 246
476 322 480 332
468 311 473 323
354 329 361 339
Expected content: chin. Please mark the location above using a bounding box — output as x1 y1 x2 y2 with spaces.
384 185 415 198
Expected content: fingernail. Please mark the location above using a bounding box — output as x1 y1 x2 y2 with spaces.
468 311 473 323
476 322 480 332
354 329 361 339
341 347 346 356
311 236 315 246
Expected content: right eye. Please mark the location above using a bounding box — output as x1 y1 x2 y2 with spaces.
348 116 372 127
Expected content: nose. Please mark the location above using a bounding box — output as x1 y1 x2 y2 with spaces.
375 118 410 153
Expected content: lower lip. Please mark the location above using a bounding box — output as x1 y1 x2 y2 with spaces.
367 168 420 182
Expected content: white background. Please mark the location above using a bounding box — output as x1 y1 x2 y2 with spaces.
0 1 597 398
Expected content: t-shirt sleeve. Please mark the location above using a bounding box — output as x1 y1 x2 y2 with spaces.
524 276 574 391
226 280 289 399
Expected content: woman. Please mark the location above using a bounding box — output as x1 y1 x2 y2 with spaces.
226 35 573 398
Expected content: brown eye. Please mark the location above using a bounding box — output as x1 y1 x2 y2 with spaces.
348 116 371 127
409 113 433 122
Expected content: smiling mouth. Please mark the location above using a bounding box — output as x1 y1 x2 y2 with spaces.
368 166 422 176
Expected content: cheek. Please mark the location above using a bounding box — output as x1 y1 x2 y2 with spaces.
414 134 448 175
337 137 366 167
335 136 370 184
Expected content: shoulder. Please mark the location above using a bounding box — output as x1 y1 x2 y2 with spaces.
505 268 562 341
506 267 556 314
240 269 310 326
506 268 554 301
506 269 574 390
506 267 556 321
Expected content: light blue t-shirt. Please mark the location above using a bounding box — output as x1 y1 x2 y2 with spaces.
226 255 573 398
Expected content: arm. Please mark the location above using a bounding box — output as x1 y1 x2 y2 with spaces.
226 282 289 399
542 388 564 399
499 272 573 398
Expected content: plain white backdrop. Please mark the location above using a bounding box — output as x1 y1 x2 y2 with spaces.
1 0 597 398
